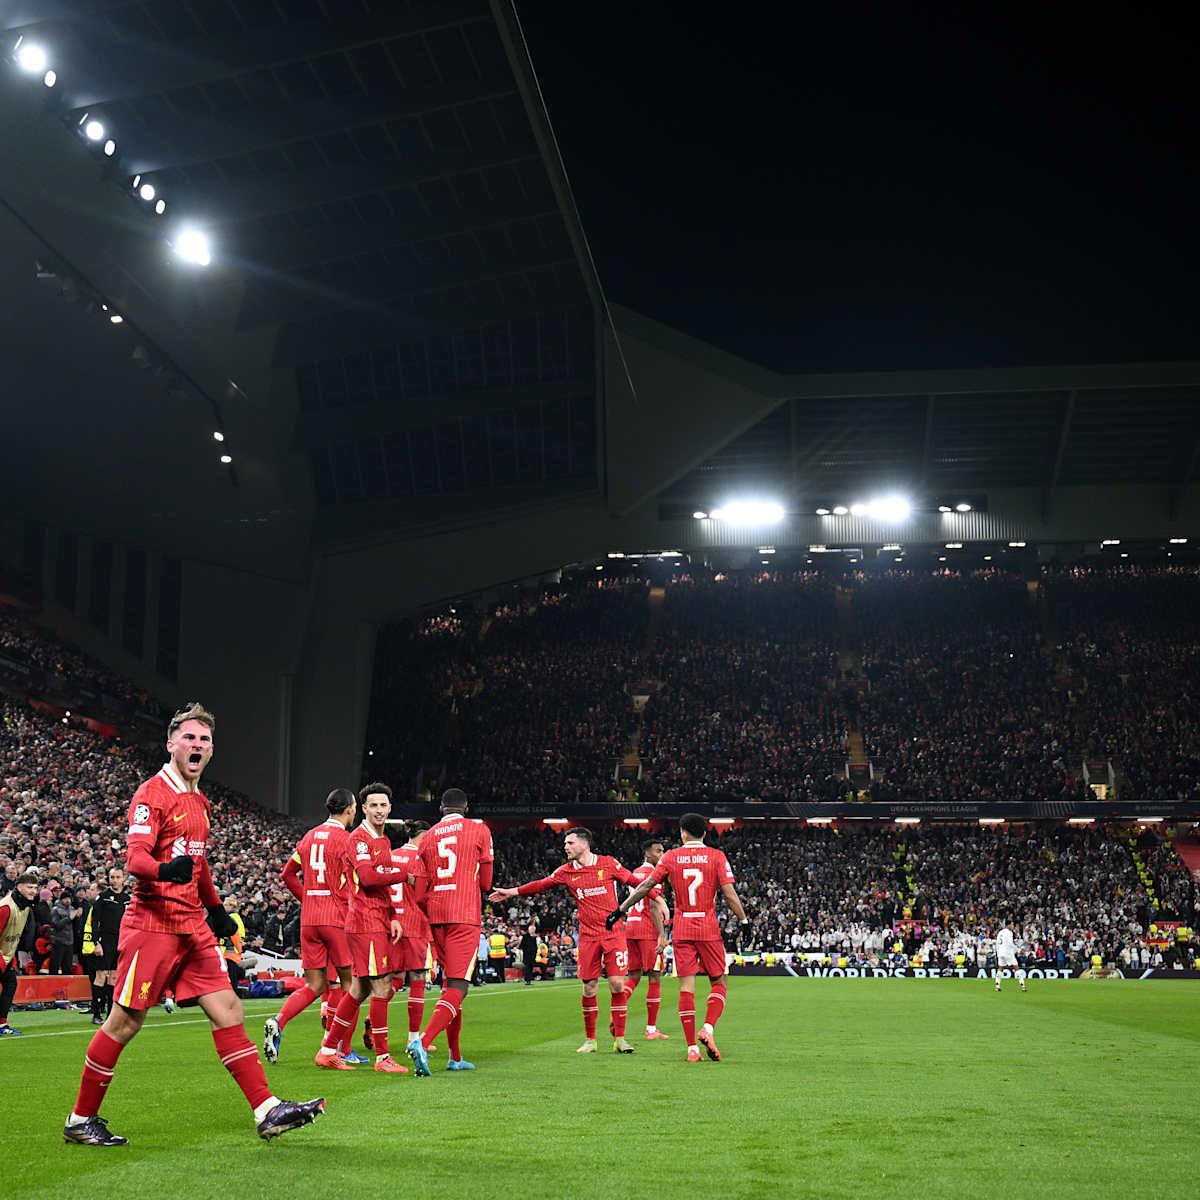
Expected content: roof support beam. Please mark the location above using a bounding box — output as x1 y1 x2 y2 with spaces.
919 394 936 490
1042 389 1076 522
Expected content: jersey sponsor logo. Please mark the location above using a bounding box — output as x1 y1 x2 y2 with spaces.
575 886 609 899
132 804 150 825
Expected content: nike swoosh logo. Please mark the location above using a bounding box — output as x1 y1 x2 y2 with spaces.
173 813 186 822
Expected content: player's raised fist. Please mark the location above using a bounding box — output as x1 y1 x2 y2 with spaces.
158 855 194 884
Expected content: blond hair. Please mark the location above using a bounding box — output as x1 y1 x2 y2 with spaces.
168 701 216 738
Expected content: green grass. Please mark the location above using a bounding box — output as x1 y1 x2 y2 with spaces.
6 977 1199 1199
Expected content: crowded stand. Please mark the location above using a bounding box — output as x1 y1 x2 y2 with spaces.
638 573 846 803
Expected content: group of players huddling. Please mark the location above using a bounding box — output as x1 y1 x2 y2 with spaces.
60 701 749 1146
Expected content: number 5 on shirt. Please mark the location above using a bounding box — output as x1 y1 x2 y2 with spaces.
437 836 458 879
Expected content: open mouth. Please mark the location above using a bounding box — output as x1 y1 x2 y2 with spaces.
188 752 203 767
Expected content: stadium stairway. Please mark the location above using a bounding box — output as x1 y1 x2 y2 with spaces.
1172 834 1200 889
616 586 668 790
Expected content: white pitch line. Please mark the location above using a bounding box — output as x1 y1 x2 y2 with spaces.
10 980 580 1040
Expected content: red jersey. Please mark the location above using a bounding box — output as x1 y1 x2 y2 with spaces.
650 843 735 941
623 861 666 941
518 854 637 936
286 819 350 927
390 844 431 940
345 823 401 934
123 764 219 936
417 815 493 927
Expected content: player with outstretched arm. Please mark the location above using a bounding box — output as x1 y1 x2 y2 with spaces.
63 703 325 1145
608 812 748 1062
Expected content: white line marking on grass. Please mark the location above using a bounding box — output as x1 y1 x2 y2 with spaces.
12 981 579 1039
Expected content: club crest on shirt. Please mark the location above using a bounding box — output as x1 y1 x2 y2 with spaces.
133 804 150 825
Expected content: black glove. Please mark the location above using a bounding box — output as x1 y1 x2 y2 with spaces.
208 905 238 939
158 856 194 884
605 907 623 931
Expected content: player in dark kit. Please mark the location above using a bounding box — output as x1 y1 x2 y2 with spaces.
491 827 645 1054
63 703 325 1145
407 788 493 1075
610 813 748 1062
264 787 357 1063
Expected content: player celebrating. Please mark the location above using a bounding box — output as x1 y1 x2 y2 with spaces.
609 813 747 1063
63 703 325 1145
407 788 493 1076
994 919 1027 992
389 820 434 1048
622 839 671 1040
315 782 406 1072
264 788 356 1064
490 827 641 1055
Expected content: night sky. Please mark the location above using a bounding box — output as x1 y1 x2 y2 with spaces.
518 4 1198 373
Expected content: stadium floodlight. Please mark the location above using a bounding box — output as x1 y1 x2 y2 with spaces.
710 499 785 526
172 227 212 266
849 502 867 517
622 818 650 826
1101 538 1120 545
606 551 624 558
1136 817 1164 823
155 199 166 215
938 556 946 561
219 454 232 464
543 817 569 827
595 564 603 570
867 495 911 521
945 542 963 549
213 431 225 442
139 183 156 201
983 555 992 561
1169 537 1188 544
815 507 830 516
894 557 903 562
882 543 901 551
894 817 921 825
832 505 848 516
806 817 834 826
955 502 972 512
692 510 708 519
16 43 47 74
44 70 57 88
978 817 1005 825
108 313 123 324
709 818 736 826
1008 541 1026 548
103 139 116 157
84 119 105 142
1066 817 1095 825
758 546 775 554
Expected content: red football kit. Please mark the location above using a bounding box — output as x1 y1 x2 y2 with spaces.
282 818 351 972
517 854 637 980
390 844 431 974
416 815 493 979
650 844 735 978
114 763 229 1009
624 861 667 975
345 823 401 978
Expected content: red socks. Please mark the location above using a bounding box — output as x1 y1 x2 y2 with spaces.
610 992 628 1038
73 1029 124 1118
678 991 696 1045
212 1025 273 1111
408 977 426 1036
368 996 390 1057
704 981 727 1028
581 995 598 1039
646 978 662 1029
422 986 464 1049
447 1008 463 1061
276 984 318 1030
321 990 360 1053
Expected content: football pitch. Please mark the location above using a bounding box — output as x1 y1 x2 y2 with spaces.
7 977 1198 1200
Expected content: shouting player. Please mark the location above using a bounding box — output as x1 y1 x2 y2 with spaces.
264 788 356 1064
622 839 671 1040
609 812 747 1062
315 783 406 1073
407 788 493 1075
491 826 642 1055
63 702 324 1145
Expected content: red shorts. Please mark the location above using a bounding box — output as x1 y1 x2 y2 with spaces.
113 924 230 1010
396 935 431 974
673 939 727 978
577 931 629 981
626 938 664 975
430 924 479 981
300 924 351 972
348 931 394 978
